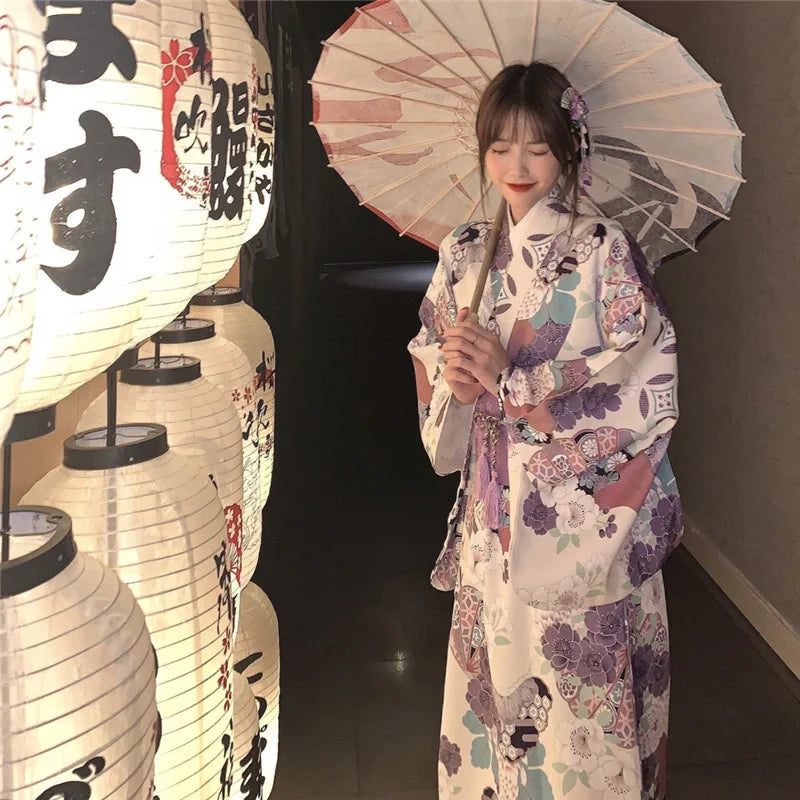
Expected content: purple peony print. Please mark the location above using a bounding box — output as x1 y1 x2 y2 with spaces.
548 392 584 430
647 651 670 697
651 494 683 552
466 673 498 729
585 604 628 650
522 492 557 534
599 513 618 539
632 644 654 724
628 541 660 587
579 382 622 420
575 638 617 686
542 623 582 671
439 735 462 777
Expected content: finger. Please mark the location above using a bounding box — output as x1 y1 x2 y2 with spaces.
444 365 478 384
443 327 490 352
456 307 470 323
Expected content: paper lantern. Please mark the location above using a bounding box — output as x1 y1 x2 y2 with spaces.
130 0 213 342
0 6 45 442
22 424 236 800
141 319 261 587
78 355 246 628
1 506 157 797
242 38 275 246
18 0 164 412
231 671 263 800
192 287 275 510
234 581 280 793
199 0 258 291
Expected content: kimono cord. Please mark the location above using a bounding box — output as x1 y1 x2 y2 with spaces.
469 199 507 315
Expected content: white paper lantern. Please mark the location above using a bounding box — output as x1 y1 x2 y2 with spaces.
1 506 157 798
22 424 236 800
234 581 280 793
231 671 263 800
199 0 257 291
192 287 275 510
0 5 45 442
78 355 246 628
131 0 213 342
242 38 275 246
141 319 261 587
18 0 164 412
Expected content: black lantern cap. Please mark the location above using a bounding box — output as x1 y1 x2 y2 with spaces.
4 406 57 445
108 345 140 373
192 286 243 306
0 506 76 598
64 423 169 470
121 356 201 386
152 318 214 344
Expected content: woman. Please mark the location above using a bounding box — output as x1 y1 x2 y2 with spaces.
407 62 682 800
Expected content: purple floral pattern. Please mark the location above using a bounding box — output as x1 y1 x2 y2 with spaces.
542 623 582 671
439 735 462 776
575 638 617 686
522 491 557 534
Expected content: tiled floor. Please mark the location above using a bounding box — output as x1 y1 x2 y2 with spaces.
253 266 800 800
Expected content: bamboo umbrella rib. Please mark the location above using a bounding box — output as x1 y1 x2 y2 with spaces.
592 82 721 113
467 180 493 221
356 149 470 205
309 79 461 113
581 37 678 95
321 39 474 103
477 0 505 67
529 0 540 63
592 124 744 137
597 144 746 182
327 134 463 167
600 159 731 220
560 2 617 73
419 0 491 82
593 172 697 253
400 164 480 236
311 119 458 127
357 6 483 98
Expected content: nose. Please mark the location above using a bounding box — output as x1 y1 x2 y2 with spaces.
510 146 530 179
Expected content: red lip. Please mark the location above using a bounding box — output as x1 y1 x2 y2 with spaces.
506 183 535 192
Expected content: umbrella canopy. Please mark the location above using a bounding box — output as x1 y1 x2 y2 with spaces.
311 0 743 265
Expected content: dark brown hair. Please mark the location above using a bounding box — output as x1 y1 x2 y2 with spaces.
475 62 582 230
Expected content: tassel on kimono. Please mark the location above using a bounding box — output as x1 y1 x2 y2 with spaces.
484 479 502 529
477 452 491 490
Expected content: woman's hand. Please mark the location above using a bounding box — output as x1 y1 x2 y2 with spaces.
442 308 511 398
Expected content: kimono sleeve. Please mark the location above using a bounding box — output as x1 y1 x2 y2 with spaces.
407 241 475 476
498 226 679 485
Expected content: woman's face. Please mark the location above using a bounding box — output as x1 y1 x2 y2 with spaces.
484 114 562 224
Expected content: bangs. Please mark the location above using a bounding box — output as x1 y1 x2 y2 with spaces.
486 101 546 147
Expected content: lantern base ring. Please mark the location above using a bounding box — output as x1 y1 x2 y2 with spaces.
153 318 215 344
64 423 169 470
122 356 202 386
0 506 75 597
192 286 243 306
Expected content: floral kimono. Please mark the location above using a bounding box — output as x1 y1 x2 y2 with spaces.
407 186 682 800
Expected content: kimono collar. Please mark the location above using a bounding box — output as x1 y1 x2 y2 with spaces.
506 183 571 255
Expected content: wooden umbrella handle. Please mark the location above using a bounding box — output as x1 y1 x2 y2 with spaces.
469 199 507 316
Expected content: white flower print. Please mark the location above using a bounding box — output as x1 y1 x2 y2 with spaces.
557 718 606 773
504 362 555 410
589 748 641 800
640 572 666 617
556 492 602 535
438 761 460 800
539 477 580 509
551 575 589 612
605 452 629 471
484 596 512 646
618 369 641 399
